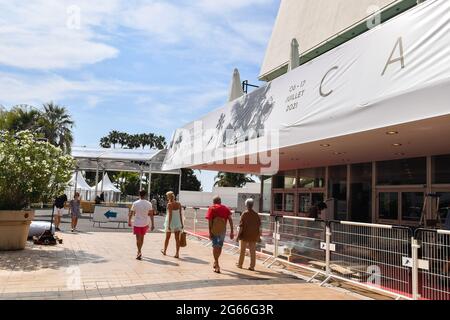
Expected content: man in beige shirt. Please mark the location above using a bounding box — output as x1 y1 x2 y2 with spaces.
236 198 261 271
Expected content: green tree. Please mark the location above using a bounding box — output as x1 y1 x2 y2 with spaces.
108 130 120 148
1 105 42 133
181 169 202 191
214 172 254 188
100 137 111 148
38 102 74 153
154 135 167 149
118 132 129 148
0 131 74 209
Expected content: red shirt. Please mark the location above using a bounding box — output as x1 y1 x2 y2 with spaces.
205 204 231 221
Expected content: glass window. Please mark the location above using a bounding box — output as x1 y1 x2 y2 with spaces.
350 163 372 223
436 192 450 227
401 192 423 221
379 192 398 220
377 157 426 185
273 171 296 189
284 193 295 212
298 193 310 213
298 167 325 188
262 176 272 213
329 165 347 220
273 193 283 211
432 155 450 184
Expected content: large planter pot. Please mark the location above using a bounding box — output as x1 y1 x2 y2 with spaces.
0 210 35 251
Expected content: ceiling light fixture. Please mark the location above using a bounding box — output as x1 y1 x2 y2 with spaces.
320 144 331 147
386 131 399 135
392 143 403 147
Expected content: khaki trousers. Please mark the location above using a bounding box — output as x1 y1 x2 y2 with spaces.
238 240 257 269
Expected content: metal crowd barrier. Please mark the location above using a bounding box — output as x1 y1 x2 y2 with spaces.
328 221 412 299
182 207 450 300
416 228 450 300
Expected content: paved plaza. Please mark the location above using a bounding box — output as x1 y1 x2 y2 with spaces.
0 215 366 300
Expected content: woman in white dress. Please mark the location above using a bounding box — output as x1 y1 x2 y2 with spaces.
161 191 184 258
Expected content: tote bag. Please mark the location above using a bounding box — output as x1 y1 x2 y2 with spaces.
179 231 187 247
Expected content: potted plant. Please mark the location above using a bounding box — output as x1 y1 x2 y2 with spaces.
0 131 74 250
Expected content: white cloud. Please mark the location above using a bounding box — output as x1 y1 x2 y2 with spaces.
0 0 120 70
0 0 275 70
0 72 166 106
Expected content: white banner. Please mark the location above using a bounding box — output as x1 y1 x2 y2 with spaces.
93 206 129 223
162 0 450 171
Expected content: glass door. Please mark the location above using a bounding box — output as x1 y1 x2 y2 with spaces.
377 189 425 225
298 192 324 216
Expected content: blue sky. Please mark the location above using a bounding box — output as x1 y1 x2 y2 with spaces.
0 0 279 191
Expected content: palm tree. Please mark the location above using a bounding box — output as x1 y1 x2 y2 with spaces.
126 134 141 149
108 130 120 149
2 105 42 132
154 135 167 150
118 132 129 148
138 133 149 149
100 137 111 148
214 172 255 188
38 102 74 153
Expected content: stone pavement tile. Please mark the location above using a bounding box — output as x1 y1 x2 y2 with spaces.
0 218 364 301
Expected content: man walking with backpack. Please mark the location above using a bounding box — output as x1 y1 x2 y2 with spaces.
206 196 234 273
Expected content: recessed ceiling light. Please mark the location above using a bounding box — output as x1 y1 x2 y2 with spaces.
321 144 331 147
392 143 403 147
386 131 399 135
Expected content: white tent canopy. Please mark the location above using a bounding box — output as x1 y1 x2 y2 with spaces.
66 172 93 201
92 173 121 202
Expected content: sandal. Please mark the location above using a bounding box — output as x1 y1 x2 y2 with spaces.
161 250 166 256
236 263 243 269
136 253 142 260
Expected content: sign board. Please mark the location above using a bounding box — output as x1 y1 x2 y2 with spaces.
93 206 129 224
320 242 336 252
402 257 430 271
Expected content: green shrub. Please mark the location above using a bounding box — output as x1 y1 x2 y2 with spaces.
0 130 75 210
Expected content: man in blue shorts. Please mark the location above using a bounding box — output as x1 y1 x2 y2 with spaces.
206 196 234 273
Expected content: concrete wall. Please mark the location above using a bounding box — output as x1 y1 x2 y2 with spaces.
180 183 261 209
260 0 400 78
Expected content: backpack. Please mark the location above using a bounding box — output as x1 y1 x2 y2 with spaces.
211 217 227 236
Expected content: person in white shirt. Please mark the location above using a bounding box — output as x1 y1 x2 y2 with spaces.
128 190 155 260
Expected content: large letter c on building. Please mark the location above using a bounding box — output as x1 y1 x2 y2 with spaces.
320 66 339 97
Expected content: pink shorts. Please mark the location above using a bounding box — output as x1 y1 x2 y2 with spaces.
133 226 149 236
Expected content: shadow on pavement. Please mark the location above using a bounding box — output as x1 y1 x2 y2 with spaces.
0 247 108 272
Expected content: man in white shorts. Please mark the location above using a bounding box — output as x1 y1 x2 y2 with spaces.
128 190 155 260
54 194 67 231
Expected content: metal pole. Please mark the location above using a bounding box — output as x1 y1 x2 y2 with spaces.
147 170 152 201
74 169 79 195
178 169 182 199
274 217 280 259
101 170 105 193
412 237 420 300
94 161 99 198
325 224 332 276
139 168 143 191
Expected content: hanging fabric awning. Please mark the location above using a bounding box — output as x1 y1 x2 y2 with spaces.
162 0 450 174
